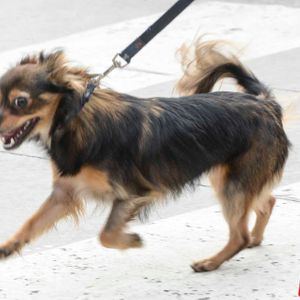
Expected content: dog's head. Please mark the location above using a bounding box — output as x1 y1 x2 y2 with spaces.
0 51 91 150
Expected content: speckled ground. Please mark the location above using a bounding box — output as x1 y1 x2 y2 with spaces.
0 183 299 300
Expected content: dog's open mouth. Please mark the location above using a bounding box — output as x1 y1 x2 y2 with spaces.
0 117 39 150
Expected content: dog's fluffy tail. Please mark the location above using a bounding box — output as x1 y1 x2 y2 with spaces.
176 39 272 100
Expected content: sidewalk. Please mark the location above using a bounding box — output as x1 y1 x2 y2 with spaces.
1 183 299 300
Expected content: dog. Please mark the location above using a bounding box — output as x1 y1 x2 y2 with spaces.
0 39 289 271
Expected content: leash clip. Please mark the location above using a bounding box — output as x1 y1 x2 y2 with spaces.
112 53 129 69
80 53 129 108
93 53 128 86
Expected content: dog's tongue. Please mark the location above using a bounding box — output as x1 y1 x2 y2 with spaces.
1 129 18 144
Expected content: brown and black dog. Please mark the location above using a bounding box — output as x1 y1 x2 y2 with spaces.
0 40 289 271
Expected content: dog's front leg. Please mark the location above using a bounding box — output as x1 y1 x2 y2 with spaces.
0 181 83 259
99 197 151 250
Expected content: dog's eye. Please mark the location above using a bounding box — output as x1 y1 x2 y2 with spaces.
14 97 28 109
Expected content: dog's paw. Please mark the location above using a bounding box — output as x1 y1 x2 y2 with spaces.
126 233 143 248
191 259 220 272
247 235 263 248
100 231 143 250
0 241 21 259
114 233 143 250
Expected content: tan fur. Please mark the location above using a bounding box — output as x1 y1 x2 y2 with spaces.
149 101 163 117
51 160 61 181
250 196 276 247
100 191 163 250
175 38 239 96
208 165 229 197
0 164 114 257
191 164 251 271
192 158 281 271
71 166 114 200
33 94 61 145
8 89 31 105
175 38 270 100
0 179 84 256
0 111 28 132
0 87 60 148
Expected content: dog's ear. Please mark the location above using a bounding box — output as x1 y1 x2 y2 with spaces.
19 50 72 91
35 51 83 132
39 50 69 85
39 50 91 88
19 50 66 75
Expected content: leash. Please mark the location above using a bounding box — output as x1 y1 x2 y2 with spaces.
80 0 195 109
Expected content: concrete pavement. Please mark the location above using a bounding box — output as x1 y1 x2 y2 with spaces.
0 182 299 300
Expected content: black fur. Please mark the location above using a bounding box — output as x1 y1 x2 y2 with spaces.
50 90 289 195
195 62 272 98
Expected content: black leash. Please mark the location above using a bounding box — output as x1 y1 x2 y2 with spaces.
80 0 195 109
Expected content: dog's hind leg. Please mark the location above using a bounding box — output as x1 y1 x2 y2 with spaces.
192 190 251 271
192 165 252 272
249 194 276 248
0 180 83 259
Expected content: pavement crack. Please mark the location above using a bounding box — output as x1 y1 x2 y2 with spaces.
0 150 46 160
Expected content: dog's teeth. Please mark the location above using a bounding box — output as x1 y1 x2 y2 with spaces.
2 119 37 149
3 137 17 149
